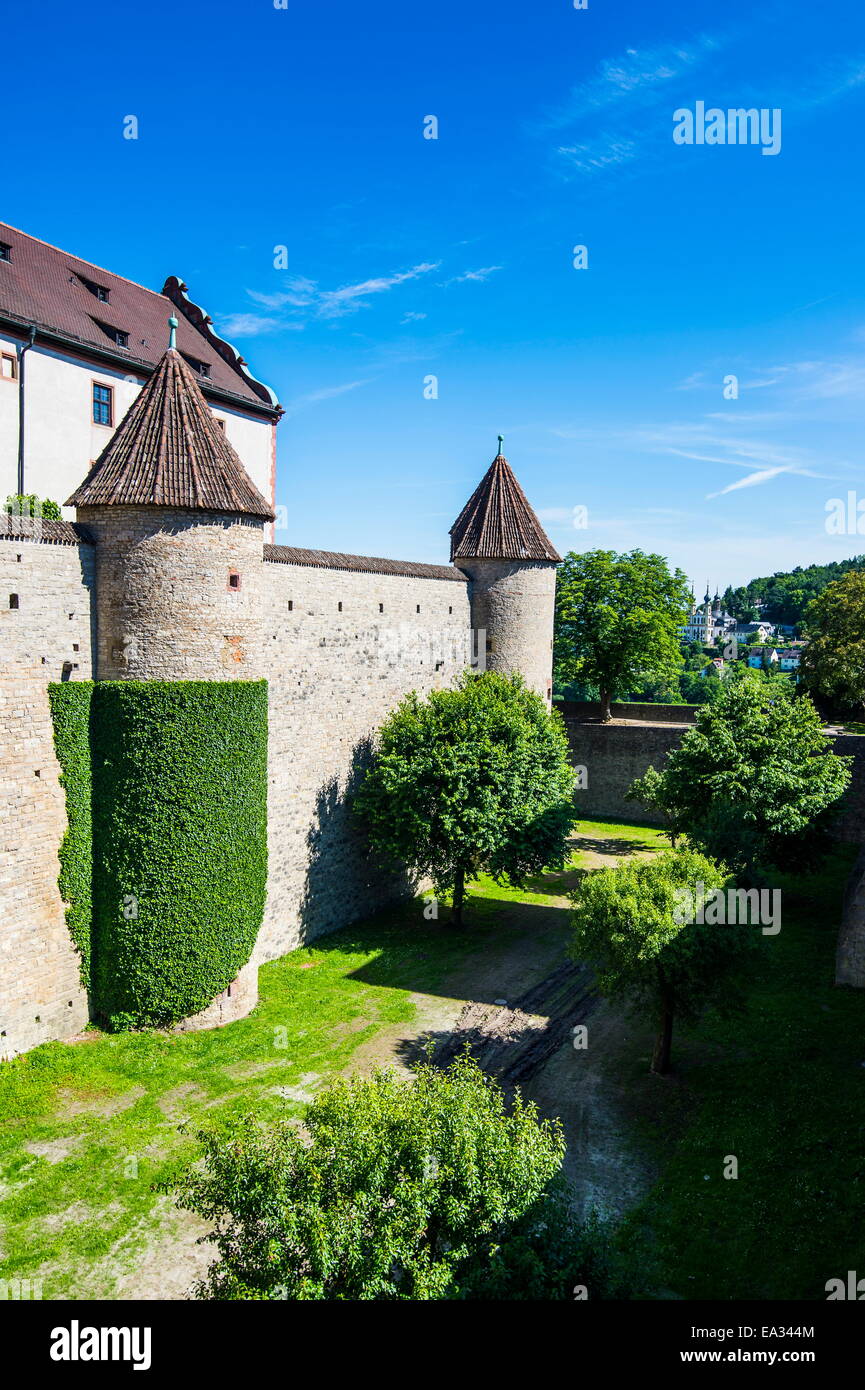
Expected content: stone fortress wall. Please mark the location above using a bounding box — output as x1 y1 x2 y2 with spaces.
0 523 95 1056
0 523 480 1057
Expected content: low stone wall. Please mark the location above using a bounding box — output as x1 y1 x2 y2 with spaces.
560 706 865 844
559 700 698 725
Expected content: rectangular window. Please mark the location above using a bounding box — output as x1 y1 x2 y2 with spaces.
0 242 11 262
113 330 128 348
96 285 110 303
92 382 113 426
1 353 17 380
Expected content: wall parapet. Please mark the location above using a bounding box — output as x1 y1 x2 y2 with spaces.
264 544 468 583
0 516 93 546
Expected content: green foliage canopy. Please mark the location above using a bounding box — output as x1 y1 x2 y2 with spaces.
570 847 756 1072
171 1055 623 1300
799 570 865 715
354 672 576 923
554 549 691 719
629 672 851 876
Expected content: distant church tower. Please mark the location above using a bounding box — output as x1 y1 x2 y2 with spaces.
450 439 560 703
66 321 274 682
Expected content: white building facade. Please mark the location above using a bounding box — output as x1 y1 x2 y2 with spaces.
0 224 281 522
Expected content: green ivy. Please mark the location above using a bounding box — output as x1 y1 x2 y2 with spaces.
49 679 269 1031
48 681 94 988
91 681 268 1030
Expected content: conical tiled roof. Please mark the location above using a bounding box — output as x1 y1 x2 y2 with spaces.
450 452 560 562
66 348 275 519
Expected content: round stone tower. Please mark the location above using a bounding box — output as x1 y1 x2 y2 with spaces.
67 338 273 682
450 439 560 703
66 328 275 1031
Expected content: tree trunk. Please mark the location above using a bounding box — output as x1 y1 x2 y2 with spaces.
651 966 674 1075
451 867 466 928
599 688 612 722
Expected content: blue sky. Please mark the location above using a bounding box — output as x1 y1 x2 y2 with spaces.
5 0 865 586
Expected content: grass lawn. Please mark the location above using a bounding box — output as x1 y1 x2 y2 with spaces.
619 843 865 1300
1 815 862 1301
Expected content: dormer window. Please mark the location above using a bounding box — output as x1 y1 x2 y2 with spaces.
0 242 11 262
94 319 129 349
183 354 210 379
95 285 110 303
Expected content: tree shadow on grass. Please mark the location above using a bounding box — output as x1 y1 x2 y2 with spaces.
308 892 575 1006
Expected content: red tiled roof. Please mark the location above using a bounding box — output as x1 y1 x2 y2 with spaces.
66 349 275 520
0 221 279 415
264 545 468 582
450 453 560 562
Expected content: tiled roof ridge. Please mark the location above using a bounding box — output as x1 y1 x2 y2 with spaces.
0 515 93 545
449 452 561 562
66 348 275 520
264 544 469 582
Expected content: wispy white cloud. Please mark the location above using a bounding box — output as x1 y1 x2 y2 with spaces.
316 264 441 319
215 312 290 337
230 263 442 334
442 265 504 286
401 311 427 323
706 465 800 498
282 379 372 418
538 37 723 130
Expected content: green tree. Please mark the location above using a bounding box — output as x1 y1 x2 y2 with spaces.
354 672 576 925
554 550 691 721
799 571 865 715
170 1055 621 1300
625 766 683 846
628 671 851 877
570 848 755 1074
5 493 62 520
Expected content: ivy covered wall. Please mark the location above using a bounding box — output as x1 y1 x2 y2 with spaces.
48 681 94 988
50 679 268 1030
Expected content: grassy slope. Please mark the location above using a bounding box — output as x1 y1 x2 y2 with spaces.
1 824 638 1298
620 844 865 1300
1 817 861 1301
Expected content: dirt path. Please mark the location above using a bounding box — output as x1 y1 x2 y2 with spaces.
123 834 659 1295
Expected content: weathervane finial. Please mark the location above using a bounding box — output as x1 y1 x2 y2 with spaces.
168 315 178 350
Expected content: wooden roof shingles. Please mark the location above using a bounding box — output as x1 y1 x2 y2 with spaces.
449 453 560 562
66 349 275 520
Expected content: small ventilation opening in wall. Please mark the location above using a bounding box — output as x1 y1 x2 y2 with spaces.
9 594 19 609
449 606 453 615
288 600 293 611
228 571 241 591
416 604 421 613
338 602 343 612
379 603 384 613
72 643 79 652
16 554 22 562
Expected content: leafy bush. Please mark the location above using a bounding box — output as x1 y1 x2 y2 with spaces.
90 680 268 1029
354 671 576 924
171 1055 624 1300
